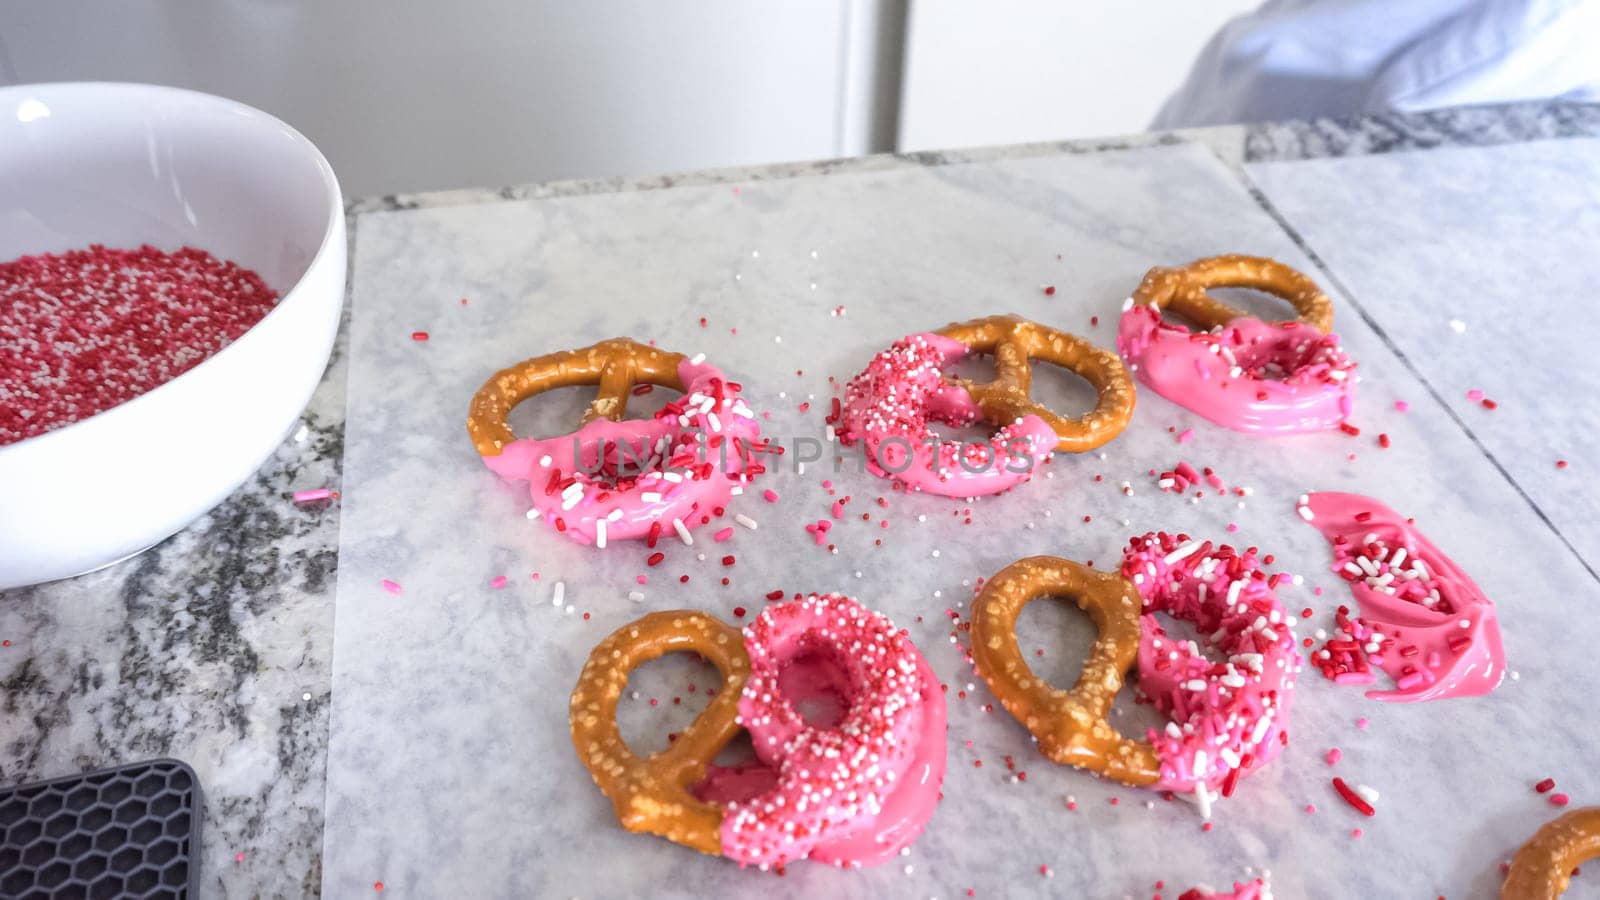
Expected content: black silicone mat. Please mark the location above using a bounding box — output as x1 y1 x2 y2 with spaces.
0 758 202 899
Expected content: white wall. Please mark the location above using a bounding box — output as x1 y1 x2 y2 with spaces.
0 1 896 198
898 0 1261 150
1 2 1248 197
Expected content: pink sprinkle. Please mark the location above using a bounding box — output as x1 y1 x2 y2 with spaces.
235 853 246 863
1466 389 1484 401
1551 793 1572 807
831 500 846 519
1226 523 1239 533
381 579 403 595
1176 428 1195 444
531 572 541 581
636 575 648 585
1305 804 1317 814
1325 748 1342 765
1394 400 1410 412
490 575 508 589
1352 828 1363 839
293 488 333 504
713 526 735 542
822 480 833 489
1356 717 1370 731
763 489 781 503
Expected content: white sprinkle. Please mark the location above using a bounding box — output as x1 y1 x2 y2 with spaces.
293 423 309 443
539 454 553 467
735 514 758 530
1355 784 1380 805
301 692 312 701
1449 319 1467 334
628 591 645 602
552 581 565 607
690 352 706 365
674 518 693 545
525 508 540 520
595 520 607 549
1163 541 1201 565
1297 505 1315 521
640 492 662 502
774 335 782 344
931 549 941 558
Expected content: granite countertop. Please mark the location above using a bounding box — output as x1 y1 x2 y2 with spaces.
3 99 1598 899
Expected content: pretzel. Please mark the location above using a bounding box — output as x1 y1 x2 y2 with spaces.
569 610 749 855
467 339 763 545
836 316 1133 497
469 338 687 457
1503 807 1600 898
935 314 1136 453
1119 257 1354 434
972 539 1298 810
570 595 947 867
1130 254 1333 334
969 556 1160 785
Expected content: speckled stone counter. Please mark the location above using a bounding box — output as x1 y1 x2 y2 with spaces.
3 99 1596 898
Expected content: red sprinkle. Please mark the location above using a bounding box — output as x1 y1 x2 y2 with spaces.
646 552 665 567
1331 777 1375 816
411 331 429 342
765 589 785 601
2 245 280 445
1536 778 1557 793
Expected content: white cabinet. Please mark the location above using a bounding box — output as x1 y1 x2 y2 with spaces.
899 0 1261 150
0 1 857 197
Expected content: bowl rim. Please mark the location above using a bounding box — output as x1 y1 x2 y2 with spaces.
0 80 345 456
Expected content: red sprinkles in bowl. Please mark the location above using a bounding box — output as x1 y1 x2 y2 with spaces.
0 244 278 445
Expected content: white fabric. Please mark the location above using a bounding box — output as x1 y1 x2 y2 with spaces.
1153 0 1600 129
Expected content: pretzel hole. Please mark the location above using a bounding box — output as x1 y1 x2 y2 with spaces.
693 731 779 806
1016 595 1099 692
506 385 598 440
624 384 685 419
1145 611 1228 665
1017 594 1164 737
616 652 722 755
1027 361 1100 417
777 643 852 729
946 354 998 385
1206 286 1302 324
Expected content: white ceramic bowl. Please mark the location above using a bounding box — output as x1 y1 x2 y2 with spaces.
0 83 345 590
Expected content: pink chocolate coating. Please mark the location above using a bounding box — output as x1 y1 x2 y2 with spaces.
1117 304 1355 434
718 593 947 868
1122 532 1300 795
1300 491 1505 701
1178 878 1272 900
838 333 1056 497
482 359 760 545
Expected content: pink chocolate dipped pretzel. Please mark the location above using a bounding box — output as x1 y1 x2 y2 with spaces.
838 316 1132 497
468 339 763 546
1118 255 1356 434
1121 532 1301 806
569 595 946 869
